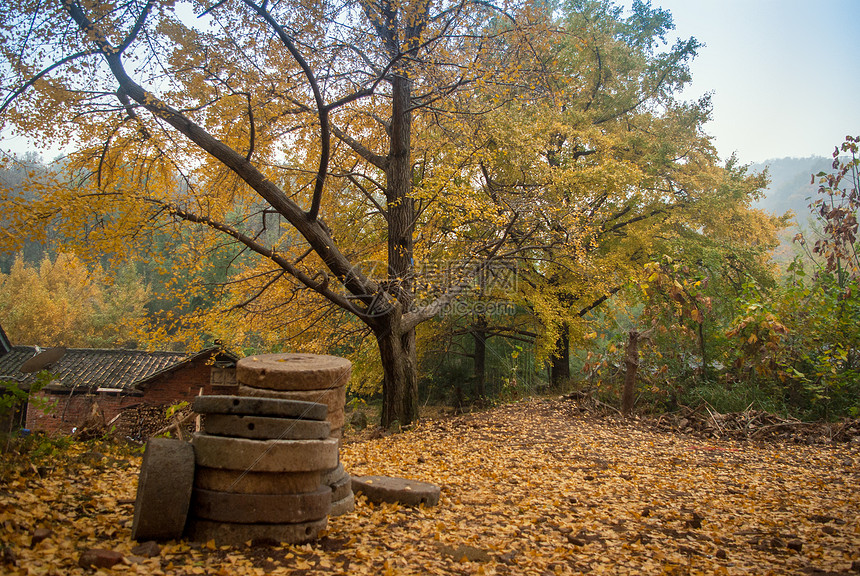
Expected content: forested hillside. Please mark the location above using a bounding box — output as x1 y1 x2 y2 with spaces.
752 156 834 224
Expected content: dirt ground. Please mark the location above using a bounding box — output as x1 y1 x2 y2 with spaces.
1 396 858 575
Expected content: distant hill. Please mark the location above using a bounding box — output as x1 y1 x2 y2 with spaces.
749 156 835 226
747 155 839 265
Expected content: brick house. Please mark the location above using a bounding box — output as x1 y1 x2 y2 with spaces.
0 345 239 434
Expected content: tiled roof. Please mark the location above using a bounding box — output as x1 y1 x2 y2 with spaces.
0 346 188 392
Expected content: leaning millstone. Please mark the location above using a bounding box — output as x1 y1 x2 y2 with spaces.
202 414 330 441
352 476 441 507
330 473 352 502
193 395 327 421
349 410 368 430
192 434 338 473
194 467 322 495
237 353 351 391
237 385 345 414
331 493 355 516
185 517 327 546
131 438 195 541
192 486 331 524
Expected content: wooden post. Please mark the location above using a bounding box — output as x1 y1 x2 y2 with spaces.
622 330 641 417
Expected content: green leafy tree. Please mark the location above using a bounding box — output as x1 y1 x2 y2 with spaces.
474 0 783 390
724 136 860 419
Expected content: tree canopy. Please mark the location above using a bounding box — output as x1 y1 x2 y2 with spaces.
0 0 781 425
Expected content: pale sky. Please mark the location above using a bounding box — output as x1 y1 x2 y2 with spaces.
631 0 860 163
3 1 858 165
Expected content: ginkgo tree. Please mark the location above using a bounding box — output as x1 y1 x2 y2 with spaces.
0 0 784 425
436 0 783 391
0 253 148 347
0 0 568 427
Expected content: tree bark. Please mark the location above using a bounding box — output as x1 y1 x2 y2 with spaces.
376 318 418 429
473 325 487 400
697 320 708 379
377 71 418 428
550 324 571 388
622 329 641 416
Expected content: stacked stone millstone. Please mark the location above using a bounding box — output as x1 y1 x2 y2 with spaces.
185 395 337 545
236 353 355 515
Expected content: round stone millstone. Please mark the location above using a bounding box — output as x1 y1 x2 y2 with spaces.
331 493 355 516
185 517 327 546
237 385 345 413
202 414 330 441
192 395 327 421
238 386 346 429
192 434 338 473
322 462 347 486
192 486 332 524
330 473 352 502
326 407 345 431
131 438 195 541
352 476 441 507
194 467 322 495
237 353 351 391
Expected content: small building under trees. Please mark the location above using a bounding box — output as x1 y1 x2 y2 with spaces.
0 345 238 435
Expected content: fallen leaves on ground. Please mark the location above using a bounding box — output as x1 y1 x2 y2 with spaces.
1 397 858 575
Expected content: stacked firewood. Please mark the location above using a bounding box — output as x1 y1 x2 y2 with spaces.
647 405 860 444
108 404 196 442
563 392 860 445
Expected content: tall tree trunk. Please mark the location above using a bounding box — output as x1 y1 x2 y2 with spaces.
473 326 487 400
386 73 415 295
550 324 570 388
376 317 418 429
697 320 708 379
378 71 418 428
622 330 641 416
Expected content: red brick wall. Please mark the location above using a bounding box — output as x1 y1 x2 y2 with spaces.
25 357 238 435
25 393 141 435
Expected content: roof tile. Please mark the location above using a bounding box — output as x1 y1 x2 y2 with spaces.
0 346 188 391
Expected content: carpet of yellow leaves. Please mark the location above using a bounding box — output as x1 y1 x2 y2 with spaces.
2 397 858 575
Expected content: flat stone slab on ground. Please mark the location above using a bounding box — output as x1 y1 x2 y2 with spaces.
195 467 322 495
78 548 124 569
192 486 331 524
202 414 330 440
193 395 327 421
185 517 327 546
237 353 351 391
192 434 338 473
352 476 441 507
131 438 195 541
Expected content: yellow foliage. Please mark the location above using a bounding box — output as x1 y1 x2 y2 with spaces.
0 253 148 347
